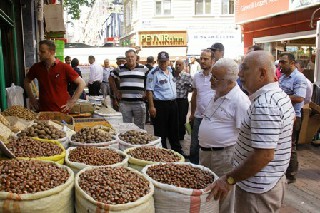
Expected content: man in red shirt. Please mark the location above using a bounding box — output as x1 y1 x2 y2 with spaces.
24 40 85 112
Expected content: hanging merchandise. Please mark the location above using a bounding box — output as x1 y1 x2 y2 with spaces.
6 83 24 107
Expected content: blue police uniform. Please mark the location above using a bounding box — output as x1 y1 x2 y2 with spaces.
146 66 182 154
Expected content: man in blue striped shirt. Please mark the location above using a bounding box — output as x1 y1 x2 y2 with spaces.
109 49 148 129
205 51 295 213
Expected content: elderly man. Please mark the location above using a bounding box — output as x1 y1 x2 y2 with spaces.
174 59 193 141
199 58 250 213
279 53 307 183
109 49 148 129
206 51 295 213
101 58 113 98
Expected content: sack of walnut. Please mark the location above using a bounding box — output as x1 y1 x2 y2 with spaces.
75 166 155 213
65 146 129 174
117 130 161 151
7 137 66 165
0 160 74 213
142 162 219 213
124 146 185 171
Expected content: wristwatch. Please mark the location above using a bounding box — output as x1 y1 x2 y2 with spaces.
226 175 236 185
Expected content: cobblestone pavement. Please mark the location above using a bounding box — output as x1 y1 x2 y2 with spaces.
145 124 320 213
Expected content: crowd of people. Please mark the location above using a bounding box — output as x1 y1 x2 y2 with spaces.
25 39 314 213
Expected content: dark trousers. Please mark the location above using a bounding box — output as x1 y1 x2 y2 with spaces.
88 81 101 96
176 98 189 140
286 117 301 179
152 100 182 154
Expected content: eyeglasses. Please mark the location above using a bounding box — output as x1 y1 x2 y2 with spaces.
210 75 225 81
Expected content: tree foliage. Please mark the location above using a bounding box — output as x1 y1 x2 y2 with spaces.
64 0 95 20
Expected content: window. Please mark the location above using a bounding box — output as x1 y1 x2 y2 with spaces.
195 0 211 15
221 0 234 14
155 0 171 15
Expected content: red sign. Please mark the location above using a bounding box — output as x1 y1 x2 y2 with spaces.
235 0 289 24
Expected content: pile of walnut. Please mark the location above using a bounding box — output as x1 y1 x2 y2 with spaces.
6 137 63 157
127 147 181 162
79 167 150 205
0 114 10 127
18 121 66 140
119 130 157 145
0 160 69 194
146 164 214 189
69 147 124 166
71 127 113 143
2 105 37 120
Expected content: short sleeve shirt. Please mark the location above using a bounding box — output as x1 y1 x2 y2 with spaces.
27 59 79 112
279 69 307 117
146 66 176 100
174 72 193 99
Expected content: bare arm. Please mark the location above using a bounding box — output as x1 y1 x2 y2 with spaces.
24 77 39 110
108 76 121 100
289 95 304 104
189 89 197 121
205 148 274 201
61 77 86 112
147 90 156 118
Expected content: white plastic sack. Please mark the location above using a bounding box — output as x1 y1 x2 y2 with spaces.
75 166 155 213
142 162 219 213
65 147 129 174
118 134 162 151
0 163 74 213
6 83 24 107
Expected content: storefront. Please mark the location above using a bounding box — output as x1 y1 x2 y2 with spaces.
136 31 188 61
236 1 320 69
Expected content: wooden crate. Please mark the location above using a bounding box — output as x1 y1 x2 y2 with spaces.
37 112 75 130
74 118 111 132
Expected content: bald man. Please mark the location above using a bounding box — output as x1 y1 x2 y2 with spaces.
205 51 295 213
174 60 193 141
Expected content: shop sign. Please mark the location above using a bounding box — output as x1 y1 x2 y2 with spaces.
139 31 187 47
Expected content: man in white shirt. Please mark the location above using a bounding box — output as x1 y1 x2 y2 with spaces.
295 60 313 104
88 55 103 96
101 58 114 98
189 56 201 78
199 58 250 213
206 51 295 213
189 49 215 164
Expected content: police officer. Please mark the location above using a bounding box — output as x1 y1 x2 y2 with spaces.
146 51 183 154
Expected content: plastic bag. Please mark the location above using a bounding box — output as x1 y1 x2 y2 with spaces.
6 83 24 107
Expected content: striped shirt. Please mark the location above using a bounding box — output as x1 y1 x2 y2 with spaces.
112 64 148 102
233 82 295 194
279 69 307 117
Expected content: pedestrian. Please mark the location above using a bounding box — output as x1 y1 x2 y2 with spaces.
205 51 295 213
189 56 201 78
295 60 313 104
68 58 86 100
109 49 148 129
145 56 155 124
24 40 85 112
189 49 215 164
208 42 224 61
88 55 103 96
279 53 307 183
101 58 113 98
199 58 250 213
146 51 183 154
64 56 71 65
174 59 193 141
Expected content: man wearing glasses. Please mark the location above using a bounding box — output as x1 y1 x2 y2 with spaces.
199 58 250 213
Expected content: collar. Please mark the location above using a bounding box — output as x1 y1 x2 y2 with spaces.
284 68 299 78
215 84 239 101
199 69 211 77
249 82 279 102
123 63 140 70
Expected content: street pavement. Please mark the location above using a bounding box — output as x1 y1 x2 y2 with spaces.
145 124 320 213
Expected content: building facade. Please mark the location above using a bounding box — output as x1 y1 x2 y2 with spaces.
121 0 242 61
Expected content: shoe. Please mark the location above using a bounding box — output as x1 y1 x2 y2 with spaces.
286 176 296 184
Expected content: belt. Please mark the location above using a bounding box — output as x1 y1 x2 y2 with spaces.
102 81 108 83
154 99 176 103
200 146 225 151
